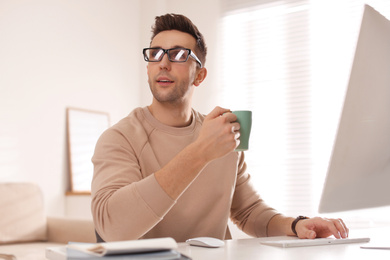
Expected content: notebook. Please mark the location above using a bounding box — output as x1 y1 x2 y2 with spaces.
260 237 370 248
46 246 190 260
46 237 191 260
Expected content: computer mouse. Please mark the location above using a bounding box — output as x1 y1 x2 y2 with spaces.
186 237 225 248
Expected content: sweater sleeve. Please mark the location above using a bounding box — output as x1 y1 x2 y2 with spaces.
91 125 176 242
230 152 280 237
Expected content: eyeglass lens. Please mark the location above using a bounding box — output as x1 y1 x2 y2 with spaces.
145 48 189 62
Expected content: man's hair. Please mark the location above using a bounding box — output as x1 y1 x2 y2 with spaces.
151 13 207 66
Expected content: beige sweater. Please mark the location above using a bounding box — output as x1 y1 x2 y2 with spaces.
91 107 279 242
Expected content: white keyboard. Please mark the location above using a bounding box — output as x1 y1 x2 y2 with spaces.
260 237 370 248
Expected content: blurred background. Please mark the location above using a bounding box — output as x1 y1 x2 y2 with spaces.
1 0 390 237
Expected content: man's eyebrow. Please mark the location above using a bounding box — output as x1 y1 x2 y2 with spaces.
149 45 186 49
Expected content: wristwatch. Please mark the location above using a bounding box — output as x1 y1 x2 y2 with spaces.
291 216 309 236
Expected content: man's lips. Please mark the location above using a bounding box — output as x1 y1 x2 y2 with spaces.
156 76 174 86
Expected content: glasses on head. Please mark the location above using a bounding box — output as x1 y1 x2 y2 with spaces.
143 47 203 68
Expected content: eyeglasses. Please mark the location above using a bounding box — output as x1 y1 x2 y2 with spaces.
143 47 203 68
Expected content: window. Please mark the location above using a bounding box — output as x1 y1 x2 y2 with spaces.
219 0 390 224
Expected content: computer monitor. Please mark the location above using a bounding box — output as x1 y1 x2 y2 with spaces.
319 4 390 213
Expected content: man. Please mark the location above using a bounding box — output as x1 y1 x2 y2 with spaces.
91 13 349 242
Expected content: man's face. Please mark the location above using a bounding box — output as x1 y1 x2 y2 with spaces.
147 30 199 106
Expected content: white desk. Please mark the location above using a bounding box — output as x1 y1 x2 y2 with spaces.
39 227 389 260
177 228 390 260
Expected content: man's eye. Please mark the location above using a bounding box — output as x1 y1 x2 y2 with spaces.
152 50 164 60
170 49 188 61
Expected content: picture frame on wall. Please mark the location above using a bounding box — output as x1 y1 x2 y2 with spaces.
66 107 110 194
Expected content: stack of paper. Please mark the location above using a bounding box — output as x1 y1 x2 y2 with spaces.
46 237 189 260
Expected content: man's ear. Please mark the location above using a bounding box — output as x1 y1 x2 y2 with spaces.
193 68 208 86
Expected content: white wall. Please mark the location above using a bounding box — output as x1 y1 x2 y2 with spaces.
0 0 140 217
0 0 222 218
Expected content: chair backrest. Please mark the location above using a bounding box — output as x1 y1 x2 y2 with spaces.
0 182 47 244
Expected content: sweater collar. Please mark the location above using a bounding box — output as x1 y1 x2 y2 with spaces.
141 106 197 135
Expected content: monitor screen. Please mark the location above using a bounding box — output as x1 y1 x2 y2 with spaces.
319 4 390 213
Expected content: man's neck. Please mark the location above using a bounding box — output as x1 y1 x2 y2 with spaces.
148 101 193 127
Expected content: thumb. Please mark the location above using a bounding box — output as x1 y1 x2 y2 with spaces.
297 224 317 239
303 229 317 239
207 106 231 119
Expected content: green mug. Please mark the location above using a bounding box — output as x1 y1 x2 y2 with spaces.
232 110 252 151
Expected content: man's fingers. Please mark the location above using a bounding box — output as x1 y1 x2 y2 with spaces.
333 218 349 238
207 106 231 119
340 218 349 237
319 218 341 239
296 217 350 239
297 221 316 239
323 218 348 239
306 230 316 239
231 122 241 132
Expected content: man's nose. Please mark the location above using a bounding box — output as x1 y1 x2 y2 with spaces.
159 53 171 70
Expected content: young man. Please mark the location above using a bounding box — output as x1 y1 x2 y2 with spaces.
91 14 349 242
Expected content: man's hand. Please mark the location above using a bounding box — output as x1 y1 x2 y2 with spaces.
295 217 349 239
195 106 241 162
154 106 240 199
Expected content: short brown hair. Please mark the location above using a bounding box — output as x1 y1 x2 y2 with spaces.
151 13 207 66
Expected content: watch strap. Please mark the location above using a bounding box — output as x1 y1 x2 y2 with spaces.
291 216 309 235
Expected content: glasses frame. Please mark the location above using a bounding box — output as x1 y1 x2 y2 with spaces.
143 47 203 68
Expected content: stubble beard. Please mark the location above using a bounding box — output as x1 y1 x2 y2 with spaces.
148 78 189 106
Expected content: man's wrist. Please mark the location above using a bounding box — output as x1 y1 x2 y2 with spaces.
188 141 210 165
291 216 309 236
